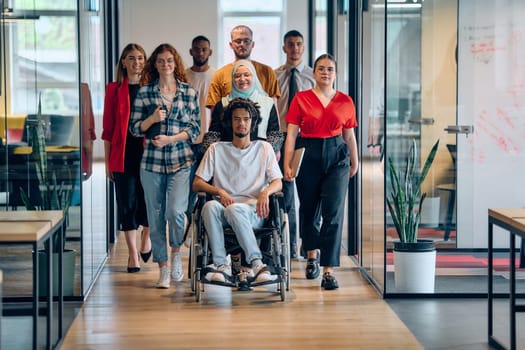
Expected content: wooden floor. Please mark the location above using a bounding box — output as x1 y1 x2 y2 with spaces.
60 235 423 349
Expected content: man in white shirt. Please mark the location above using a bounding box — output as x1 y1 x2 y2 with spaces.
193 98 282 284
186 35 216 147
185 35 216 241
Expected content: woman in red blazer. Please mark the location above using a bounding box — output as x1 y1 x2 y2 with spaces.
102 43 151 273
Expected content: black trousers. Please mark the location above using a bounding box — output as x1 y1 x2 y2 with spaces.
296 135 349 267
279 133 297 249
114 169 148 231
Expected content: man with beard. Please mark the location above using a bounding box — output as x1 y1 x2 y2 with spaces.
205 25 280 110
193 98 282 283
184 36 216 239
186 35 215 146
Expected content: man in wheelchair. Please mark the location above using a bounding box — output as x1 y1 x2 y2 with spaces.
192 98 282 285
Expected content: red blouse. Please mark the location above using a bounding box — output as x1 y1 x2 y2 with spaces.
285 89 357 138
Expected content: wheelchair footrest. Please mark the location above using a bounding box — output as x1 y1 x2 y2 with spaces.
199 265 285 290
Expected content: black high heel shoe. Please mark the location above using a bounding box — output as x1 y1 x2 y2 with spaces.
140 229 152 263
140 250 152 263
127 257 140 273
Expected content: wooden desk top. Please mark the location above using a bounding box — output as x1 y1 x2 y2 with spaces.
12 145 80 155
0 221 53 242
489 208 525 237
0 210 63 226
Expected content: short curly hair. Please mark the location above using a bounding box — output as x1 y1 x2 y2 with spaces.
221 97 262 135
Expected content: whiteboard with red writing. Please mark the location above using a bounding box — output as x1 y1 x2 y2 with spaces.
457 0 525 248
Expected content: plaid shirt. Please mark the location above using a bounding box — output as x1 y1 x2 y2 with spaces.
130 80 200 174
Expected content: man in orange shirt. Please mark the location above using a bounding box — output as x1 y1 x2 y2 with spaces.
205 25 280 110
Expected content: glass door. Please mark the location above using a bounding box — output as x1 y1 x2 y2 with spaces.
383 0 460 294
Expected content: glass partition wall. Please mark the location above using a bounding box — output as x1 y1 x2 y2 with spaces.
383 0 457 295
360 0 386 293
0 0 107 307
361 0 525 296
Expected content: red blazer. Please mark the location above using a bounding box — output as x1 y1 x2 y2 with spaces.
101 78 134 173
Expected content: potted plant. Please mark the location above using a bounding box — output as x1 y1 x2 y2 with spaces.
19 97 76 296
386 139 439 292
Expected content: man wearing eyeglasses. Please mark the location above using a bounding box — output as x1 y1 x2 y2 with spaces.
205 25 280 110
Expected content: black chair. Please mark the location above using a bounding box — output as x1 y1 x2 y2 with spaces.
21 114 75 146
437 144 456 241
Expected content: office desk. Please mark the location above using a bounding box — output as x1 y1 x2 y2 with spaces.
0 210 64 350
1 146 80 208
11 145 80 155
488 208 525 350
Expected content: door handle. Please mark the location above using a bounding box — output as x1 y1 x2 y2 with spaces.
444 125 474 135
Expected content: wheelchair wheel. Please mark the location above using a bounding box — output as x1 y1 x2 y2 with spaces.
281 211 291 291
279 277 286 301
190 215 199 292
195 269 202 302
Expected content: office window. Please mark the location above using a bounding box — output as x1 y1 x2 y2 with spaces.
220 0 283 68
8 1 77 115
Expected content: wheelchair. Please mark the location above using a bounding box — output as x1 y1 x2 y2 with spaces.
189 192 290 302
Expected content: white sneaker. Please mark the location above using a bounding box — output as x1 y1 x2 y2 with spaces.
156 266 170 289
171 253 184 282
204 264 232 283
253 264 277 283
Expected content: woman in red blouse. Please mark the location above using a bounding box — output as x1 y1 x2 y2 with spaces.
283 54 358 290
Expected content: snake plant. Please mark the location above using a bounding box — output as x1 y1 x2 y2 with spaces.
20 96 73 252
386 139 439 243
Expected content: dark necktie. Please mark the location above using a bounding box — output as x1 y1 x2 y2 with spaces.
288 68 298 107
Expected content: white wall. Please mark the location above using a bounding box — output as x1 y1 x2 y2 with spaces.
119 0 219 68
118 0 309 70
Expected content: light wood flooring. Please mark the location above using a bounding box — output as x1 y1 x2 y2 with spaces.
60 234 423 349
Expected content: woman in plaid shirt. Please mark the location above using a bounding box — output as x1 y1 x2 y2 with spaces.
130 43 200 289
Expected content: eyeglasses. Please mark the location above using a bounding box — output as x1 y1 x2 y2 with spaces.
232 38 252 45
232 116 251 123
156 58 175 65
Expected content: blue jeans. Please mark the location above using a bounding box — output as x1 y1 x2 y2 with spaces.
140 167 190 264
201 200 264 266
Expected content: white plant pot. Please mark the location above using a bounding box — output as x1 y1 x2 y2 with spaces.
394 247 436 293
